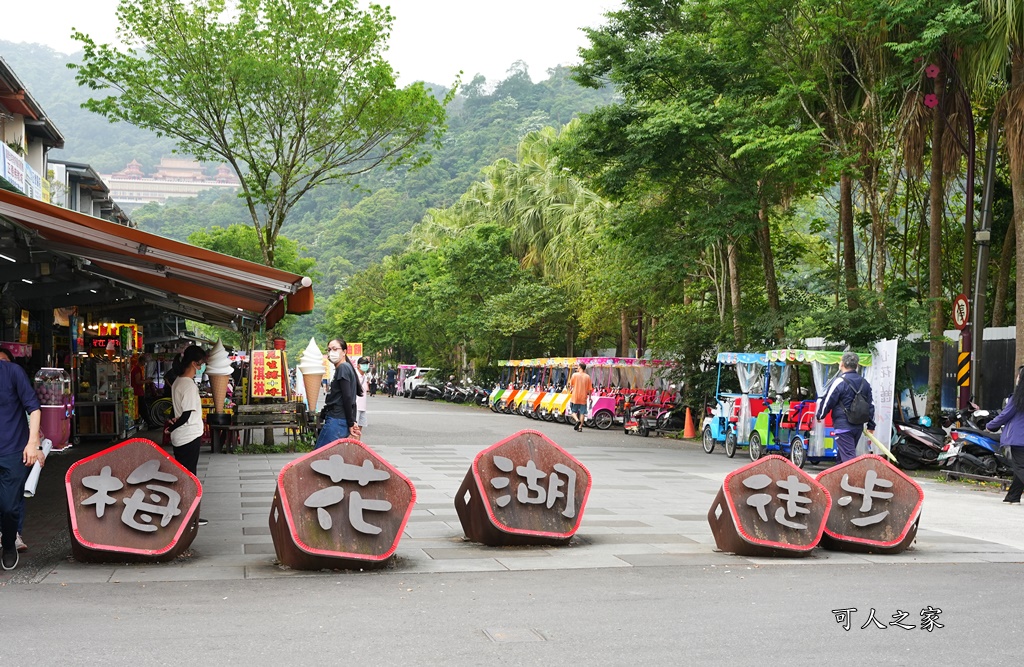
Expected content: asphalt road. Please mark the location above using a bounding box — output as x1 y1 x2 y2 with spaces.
4 395 1021 665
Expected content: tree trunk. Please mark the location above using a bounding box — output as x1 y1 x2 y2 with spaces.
756 201 784 342
620 310 630 357
727 240 743 345
636 311 644 358
993 227 1015 327
566 322 575 357
927 72 946 420
840 173 859 311
1011 52 1024 367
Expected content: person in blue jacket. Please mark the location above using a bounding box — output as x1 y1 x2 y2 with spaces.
816 351 876 463
984 366 1024 504
0 350 43 570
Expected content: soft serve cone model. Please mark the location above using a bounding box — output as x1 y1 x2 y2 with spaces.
206 340 233 413
298 338 326 410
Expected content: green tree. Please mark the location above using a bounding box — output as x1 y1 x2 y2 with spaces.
71 0 453 266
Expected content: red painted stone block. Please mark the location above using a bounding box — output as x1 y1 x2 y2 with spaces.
816 454 923 554
65 438 201 563
455 430 592 546
269 438 416 570
708 455 831 558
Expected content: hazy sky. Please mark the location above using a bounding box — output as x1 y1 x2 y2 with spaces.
0 0 622 85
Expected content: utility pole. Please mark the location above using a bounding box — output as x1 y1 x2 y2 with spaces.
972 121 1000 408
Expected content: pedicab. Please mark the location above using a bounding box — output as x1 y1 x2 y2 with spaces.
577 357 674 431
700 352 771 457
759 349 873 467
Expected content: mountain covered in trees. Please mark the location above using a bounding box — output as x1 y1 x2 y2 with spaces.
0 40 618 346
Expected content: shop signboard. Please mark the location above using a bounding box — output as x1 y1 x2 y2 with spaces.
348 342 363 358
23 162 42 201
65 438 202 562
455 430 592 546
2 143 25 193
269 439 416 569
251 349 288 398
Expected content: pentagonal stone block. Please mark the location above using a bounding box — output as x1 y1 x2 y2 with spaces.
65 438 201 563
455 429 592 546
816 454 924 554
269 438 416 570
708 454 831 558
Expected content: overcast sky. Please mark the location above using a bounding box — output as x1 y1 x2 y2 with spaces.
0 0 622 86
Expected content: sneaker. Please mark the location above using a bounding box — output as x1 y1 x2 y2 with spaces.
1 547 17 571
197 517 209 526
15 534 26 552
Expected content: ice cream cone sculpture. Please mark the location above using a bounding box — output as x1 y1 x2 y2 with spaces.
206 340 233 413
298 338 326 410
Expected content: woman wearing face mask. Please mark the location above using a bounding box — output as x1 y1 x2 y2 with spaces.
355 357 371 433
166 345 209 525
315 339 362 448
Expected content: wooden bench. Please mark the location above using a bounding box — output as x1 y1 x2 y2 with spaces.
210 402 309 453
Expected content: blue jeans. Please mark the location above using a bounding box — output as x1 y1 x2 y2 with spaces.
315 416 349 449
0 452 29 551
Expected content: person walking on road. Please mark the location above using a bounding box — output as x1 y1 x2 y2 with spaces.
0 347 43 570
568 362 593 432
385 365 397 398
816 351 875 463
316 339 362 448
355 356 371 433
983 366 1024 504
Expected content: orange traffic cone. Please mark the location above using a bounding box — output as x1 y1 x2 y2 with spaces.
683 407 696 439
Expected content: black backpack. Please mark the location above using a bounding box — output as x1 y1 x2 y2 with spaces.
842 377 871 425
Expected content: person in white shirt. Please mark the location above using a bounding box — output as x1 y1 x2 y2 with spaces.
167 345 208 526
355 356 371 431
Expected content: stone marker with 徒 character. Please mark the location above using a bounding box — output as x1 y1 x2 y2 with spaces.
66 438 202 563
455 429 592 547
708 454 831 558
269 438 416 570
815 454 923 554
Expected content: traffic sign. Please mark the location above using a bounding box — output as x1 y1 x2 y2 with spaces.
952 293 969 330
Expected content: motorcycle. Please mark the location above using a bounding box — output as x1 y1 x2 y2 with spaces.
411 382 444 401
891 416 949 470
942 415 1014 478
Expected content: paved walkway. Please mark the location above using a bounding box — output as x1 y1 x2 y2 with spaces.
8 398 1024 585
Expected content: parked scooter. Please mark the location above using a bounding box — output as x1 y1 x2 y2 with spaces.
942 424 1013 477
891 415 949 470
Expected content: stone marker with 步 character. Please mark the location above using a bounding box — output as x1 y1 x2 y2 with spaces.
455 429 592 547
816 454 923 554
708 454 831 558
66 438 202 563
269 438 416 570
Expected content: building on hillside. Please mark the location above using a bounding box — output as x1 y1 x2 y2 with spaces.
0 55 64 202
103 156 240 209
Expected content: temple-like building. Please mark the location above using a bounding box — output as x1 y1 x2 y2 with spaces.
103 157 240 209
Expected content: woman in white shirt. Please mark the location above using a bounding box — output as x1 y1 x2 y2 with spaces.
167 345 207 477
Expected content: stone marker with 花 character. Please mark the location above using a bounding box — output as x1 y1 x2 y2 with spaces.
269 438 416 570
455 429 592 547
708 455 831 558
65 438 202 563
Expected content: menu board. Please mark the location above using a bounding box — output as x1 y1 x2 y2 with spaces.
251 349 289 398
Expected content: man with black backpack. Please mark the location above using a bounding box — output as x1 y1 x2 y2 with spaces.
816 351 876 463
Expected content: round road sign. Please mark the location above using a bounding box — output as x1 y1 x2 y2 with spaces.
952 293 969 330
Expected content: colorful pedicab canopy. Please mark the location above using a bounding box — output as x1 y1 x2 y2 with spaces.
497 357 673 389
766 349 874 458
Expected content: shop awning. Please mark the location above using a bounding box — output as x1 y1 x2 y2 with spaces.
0 187 313 329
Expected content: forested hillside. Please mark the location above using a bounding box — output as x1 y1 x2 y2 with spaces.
0 42 618 346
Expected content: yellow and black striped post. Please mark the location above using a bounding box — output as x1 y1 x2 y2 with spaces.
957 327 971 409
